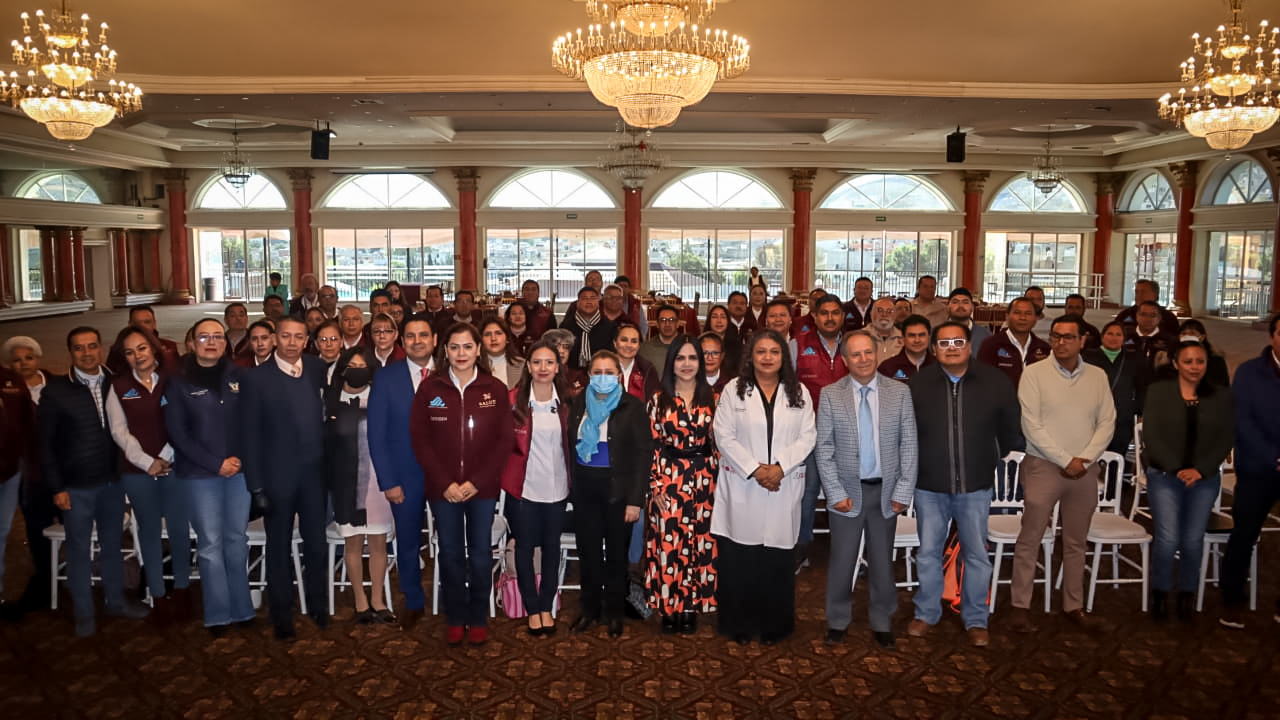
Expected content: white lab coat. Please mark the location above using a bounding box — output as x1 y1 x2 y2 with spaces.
710 378 816 549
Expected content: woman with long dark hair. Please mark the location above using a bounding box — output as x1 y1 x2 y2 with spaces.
164 319 253 636
501 340 572 635
567 350 652 638
710 329 815 644
1142 340 1235 621
613 323 660 401
505 302 534 358
325 346 395 624
106 324 192 622
644 335 719 634
704 304 742 376
481 317 527 390
411 323 514 646
1083 320 1140 454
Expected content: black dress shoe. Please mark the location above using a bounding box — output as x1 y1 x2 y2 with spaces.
399 608 424 631
541 622 558 637
570 614 597 634
873 631 896 649
824 628 846 645
235 618 258 630
679 612 697 636
1176 592 1195 622
733 633 751 645
207 624 229 639
661 614 678 634
273 622 297 642
309 612 329 631
607 617 624 638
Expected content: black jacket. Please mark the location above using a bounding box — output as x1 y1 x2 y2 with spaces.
38 370 117 492
324 389 369 527
563 314 618 371
1083 347 1140 453
908 362 1022 495
240 355 327 495
567 391 652 507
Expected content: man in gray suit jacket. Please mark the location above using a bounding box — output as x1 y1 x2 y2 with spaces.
816 332 918 649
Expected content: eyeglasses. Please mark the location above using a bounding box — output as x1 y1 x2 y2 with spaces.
319 293 337 299
317 335 340 343
702 350 722 357
195 334 226 344
658 317 679 324
1048 333 1080 343
371 329 396 336
936 338 968 349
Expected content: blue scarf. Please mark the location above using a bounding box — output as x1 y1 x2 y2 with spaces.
576 383 623 464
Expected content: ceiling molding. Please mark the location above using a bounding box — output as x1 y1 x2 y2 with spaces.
110 73 1174 100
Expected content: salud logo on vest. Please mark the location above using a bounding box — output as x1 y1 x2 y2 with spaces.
429 396 447 409
121 388 141 400
894 369 908 379
802 347 817 356
997 348 1011 358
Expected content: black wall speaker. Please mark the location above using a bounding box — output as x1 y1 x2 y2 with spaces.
310 130 330 160
946 129 966 163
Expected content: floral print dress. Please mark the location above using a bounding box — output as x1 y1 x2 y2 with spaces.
644 394 718 614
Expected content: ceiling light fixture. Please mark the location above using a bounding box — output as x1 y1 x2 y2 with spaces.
220 125 255 189
598 124 666 188
0 0 142 141
1158 0 1279 151
1027 125 1064 195
552 0 749 128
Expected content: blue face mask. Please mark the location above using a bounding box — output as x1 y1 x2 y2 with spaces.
589 374 620 394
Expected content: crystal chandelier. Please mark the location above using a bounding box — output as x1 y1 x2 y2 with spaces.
220 130 255 189
1158 0 1279 151
1027 127 1064 195
552 0 749 129
0 1 142 141
599 125 666 188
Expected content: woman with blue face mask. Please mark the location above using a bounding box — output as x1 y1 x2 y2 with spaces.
566 350 652 639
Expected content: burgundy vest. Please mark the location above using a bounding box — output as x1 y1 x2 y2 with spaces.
110 372 170 468
794 332 846 409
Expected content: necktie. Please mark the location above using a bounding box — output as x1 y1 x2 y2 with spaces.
858 385 875 479
421 367 427 381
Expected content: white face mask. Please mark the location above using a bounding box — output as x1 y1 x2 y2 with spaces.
1179 335 1202 344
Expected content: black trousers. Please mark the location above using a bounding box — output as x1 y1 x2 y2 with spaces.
715 535 795 641
511 497 567 616
265 474 327 626
18 474 56 604
571 464 630 620
1222 470 1280 609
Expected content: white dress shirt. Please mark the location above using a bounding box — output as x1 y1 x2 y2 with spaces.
274 353 303 377
851 374 882 479
104 370 175 473
73 367 106 427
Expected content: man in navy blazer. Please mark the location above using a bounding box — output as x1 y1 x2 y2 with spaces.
368 317 436 631
241 317 328 641
816 332 918 650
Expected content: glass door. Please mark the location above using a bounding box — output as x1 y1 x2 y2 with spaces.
221 230 247 299
1213 230 1274 318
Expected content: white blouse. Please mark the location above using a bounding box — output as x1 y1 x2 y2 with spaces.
524 391 569 503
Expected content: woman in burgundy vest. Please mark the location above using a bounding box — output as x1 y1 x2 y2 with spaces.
107 325 193 623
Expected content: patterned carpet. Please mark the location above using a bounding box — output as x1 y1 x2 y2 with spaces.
2 519 1279 720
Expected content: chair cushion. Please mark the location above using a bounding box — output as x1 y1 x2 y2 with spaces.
1087 512 1151 541
894 516 918 547
987 515 1054 542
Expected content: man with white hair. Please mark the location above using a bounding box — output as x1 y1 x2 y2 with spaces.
289 273 321 317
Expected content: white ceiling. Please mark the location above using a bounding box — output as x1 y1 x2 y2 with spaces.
0 0 1276 170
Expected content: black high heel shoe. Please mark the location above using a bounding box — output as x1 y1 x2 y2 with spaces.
679 612 697 635
661 614 678 635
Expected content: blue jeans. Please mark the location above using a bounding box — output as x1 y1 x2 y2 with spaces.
511 497 566 615
799 452 820 545
188 474 254 627
64 483 128 620
0 473 20 595
912 488 993 630
1146 468 1220 594
122 473 193 597
429 498 497 628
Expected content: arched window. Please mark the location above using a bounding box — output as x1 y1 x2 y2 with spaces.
1210 159 1274 205
488 170 615 209
18 172 101 204
819 174 952 211
1121 172 1176 212
651 170 783 209
989 177 1086 213
195 173 288 210
321 173 451 209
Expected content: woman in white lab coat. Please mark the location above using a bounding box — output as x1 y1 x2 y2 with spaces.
710 329 815 645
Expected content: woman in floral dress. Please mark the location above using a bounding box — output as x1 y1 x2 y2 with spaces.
644 335 719 634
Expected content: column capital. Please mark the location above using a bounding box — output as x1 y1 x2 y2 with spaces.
1168 160 1200 189
790 168 817 193
961 170 991 194
1094 172 1127 197
163 169 188 192
286 168 314 192
1263 147 1280 171
453 167 480 193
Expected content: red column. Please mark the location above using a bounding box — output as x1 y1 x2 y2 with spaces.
623 186 643 285
165 170 192 301
1093 173 1123 279
961 171 990 293
454 168 480 291
1169 161 1199 314
53 227 74 301
71 228 87 300
790 168 816 294
111 228 130 297
39 227 56 301
288 169 315 283
148 229 163 292
0 224 11 308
